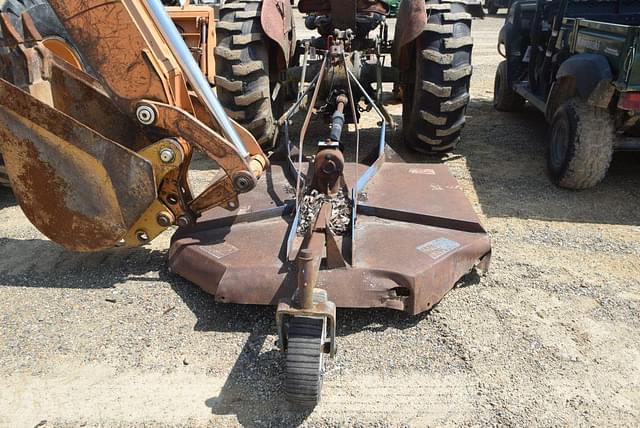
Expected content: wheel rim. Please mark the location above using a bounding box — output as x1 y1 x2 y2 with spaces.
42 37 83 70
550 118 569 172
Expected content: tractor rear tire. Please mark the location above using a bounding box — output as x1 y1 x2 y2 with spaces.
215 0 279 147
285 316 326 408
548 98 614 189
402 0 476 153
493 60 525 111
0 0 85 187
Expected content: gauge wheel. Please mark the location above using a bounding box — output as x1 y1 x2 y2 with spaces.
285 316 327 408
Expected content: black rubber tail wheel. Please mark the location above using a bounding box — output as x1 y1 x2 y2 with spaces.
0 0 85 187
215 0 280 147
402 0 476 153
493 60 525 111
285 316 326 408
548 98 614 189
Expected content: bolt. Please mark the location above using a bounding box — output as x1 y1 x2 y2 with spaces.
321 160 338 175
232 172 254 192
156 212 172 227
136 105 156 125
136 230 149 243
159 148 176 164
176 215 192 228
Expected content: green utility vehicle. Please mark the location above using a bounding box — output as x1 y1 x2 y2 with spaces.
494 0 640 189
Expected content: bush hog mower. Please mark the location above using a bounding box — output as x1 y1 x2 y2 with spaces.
0 0 489 406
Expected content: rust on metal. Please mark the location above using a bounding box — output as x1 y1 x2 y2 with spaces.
276 298 337 356
261 0 296 68
392 0 427 71
0 77 156 251
169 163 491 315
46 0 174 111
0 2 266 250
142 100 266 215
47 58 151 152
311 148 345 196
297 202 332 308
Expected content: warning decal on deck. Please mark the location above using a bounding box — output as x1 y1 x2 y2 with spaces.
417 238 460 259
409 168 436 175
203 243 239 259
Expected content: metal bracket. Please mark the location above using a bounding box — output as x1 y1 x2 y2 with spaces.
276 299 337 357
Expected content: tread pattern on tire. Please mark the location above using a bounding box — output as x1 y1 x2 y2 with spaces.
1 0 67 36
285 316 325 407
215 0 276 146
552 99 614 189
404 0 475 152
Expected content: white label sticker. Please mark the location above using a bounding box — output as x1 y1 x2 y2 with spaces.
417 238 460 259
203 243 239 259
238 205 252 215
409 168 436 175
604 47 619 56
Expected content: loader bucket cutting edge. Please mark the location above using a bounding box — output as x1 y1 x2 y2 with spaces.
169 162 491 315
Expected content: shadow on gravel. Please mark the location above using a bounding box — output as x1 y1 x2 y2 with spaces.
166 278 310 426
168 267 480 427
461 98 640 225
0 237 168 289
0 186 15 209
383 99 640 225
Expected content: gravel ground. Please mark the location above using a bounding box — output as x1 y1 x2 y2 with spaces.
1 11 640 428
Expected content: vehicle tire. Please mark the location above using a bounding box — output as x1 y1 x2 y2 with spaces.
548 98 614 189
493 60 525 111
402 0 475 153
215 0 280 147
285 316 326 408
486 1 498 15
0 0 85 187
0 0 85 70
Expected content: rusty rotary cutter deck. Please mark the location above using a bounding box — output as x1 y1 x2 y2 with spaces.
169 34 491 406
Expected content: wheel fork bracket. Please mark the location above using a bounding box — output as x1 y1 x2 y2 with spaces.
276 300 337 358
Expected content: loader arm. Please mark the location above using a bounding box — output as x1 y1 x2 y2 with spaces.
0 0 267 252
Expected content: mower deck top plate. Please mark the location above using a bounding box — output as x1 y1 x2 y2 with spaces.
169 162 491 315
